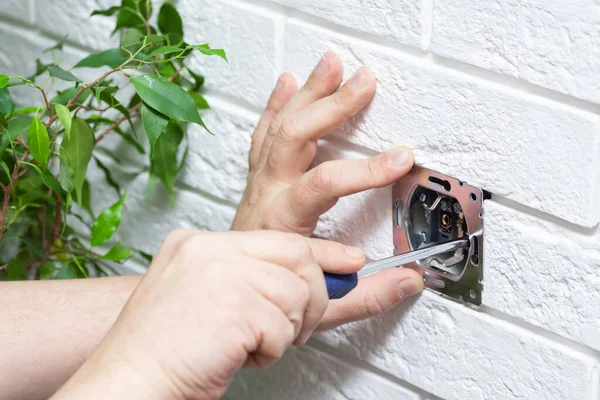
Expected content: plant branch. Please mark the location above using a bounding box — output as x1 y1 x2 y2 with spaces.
95 102 143 144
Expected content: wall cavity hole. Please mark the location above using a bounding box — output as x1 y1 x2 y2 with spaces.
428 176 451 192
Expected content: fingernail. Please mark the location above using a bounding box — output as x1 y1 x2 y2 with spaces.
348 68 365 90
388 147 410 167
314 55 330 75
398 278 423 300
345 246 364 260
274 77 284 92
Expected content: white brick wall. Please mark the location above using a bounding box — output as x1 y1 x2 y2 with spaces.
2 0 600 398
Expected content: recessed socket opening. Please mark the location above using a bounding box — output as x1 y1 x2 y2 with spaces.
405 186 468 277
428 176 452 192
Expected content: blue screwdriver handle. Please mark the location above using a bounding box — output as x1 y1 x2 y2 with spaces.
324 272 358 299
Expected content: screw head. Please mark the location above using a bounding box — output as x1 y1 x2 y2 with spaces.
419 193 427 202
453 202 462 214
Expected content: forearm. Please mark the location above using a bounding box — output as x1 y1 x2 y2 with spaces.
0 275 141 400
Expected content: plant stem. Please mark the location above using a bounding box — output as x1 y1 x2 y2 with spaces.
94 102 143 144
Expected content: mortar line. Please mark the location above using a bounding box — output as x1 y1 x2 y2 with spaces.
308 339 443 400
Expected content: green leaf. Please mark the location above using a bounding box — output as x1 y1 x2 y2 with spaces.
121 28 144 53
91 6 121 17
55 104 72 139
187 69 205 91
7 260 26 280
51 87 92 107
10 107 40 116
114 0 151 33
150 120 183 203
100 243 132 261
94 156 121 196
0 88 12 114
189 91 209 110
0 113 6 130
130 74 202 125
58 156 74 193
193 44 228 64
23 162 64 195
61 117 94 204
27 117 50 169
158 3 183 37
148 45 185 57
74 49 128 69
141 103 169 159
79 179 94 217
0 74 8 89
0 160 11 181
48 65 82 83
44 38 65 53
90 192 127 247
7 118 32 140
39 262 56 280
55 263 78 279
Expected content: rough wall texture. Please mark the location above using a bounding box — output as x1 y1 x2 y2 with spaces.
1 0 600 399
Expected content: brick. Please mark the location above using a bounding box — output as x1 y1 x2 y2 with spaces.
179 97 256 204
36 0 118 51
317 291 599 399
179 0 284 107
484 200 600 351
1 0 33 24
431 0 600 103
284 20 600 227
270 0 427 50
227 346 420 400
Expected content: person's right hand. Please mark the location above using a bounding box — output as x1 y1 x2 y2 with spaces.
51 230 366 400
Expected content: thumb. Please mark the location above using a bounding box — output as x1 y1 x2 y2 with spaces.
316 267 424 331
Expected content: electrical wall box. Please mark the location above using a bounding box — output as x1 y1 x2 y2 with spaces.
393 166 484 306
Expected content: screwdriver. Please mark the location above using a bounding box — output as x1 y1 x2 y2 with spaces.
325 237 470 299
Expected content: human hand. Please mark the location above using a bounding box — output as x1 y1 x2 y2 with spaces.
52 230 366 400
232 52 424 331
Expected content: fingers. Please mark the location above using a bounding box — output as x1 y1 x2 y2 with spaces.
258 52 343 166
307 238 365 273
316 267 424 331
266 66 377 178
249 73 297 171
285 147 415 222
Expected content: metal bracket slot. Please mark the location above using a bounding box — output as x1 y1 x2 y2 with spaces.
393 166 484 305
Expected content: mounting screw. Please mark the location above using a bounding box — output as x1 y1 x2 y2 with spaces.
419 193 427 202
453 202 462 214
440 199 450 211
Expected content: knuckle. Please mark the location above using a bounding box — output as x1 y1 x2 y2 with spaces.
309 164 338 195
278 117 302 145
363 290 387 317
330 92 353 118
296 281 311 309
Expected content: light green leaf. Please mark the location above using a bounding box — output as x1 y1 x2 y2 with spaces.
74 49 128 69
193 44 228 64
148 45 185 57
0 74 8 89
150 120 183 203
141 103 169 158
28 117 50 169
61 117 94 204
158 2 183 37
91 6 121 17
48 65 82 83
130 74 202 125
0 113 6 130
121 28 144 53
58 156 74 193
0 88 12 114
39 262 56 280
7 118 32 140
90 192 127 247
10 107 39 116
100 243 132 261
55 104 72 139
189 91 209 110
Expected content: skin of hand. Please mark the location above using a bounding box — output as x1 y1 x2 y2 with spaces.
232 51 424 330
51 230 367 400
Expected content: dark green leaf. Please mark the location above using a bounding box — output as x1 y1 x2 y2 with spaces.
28 117 50 169
51 87 92 107
0 160 11 181
55 104 72 139
193 44 228 63
43 38 66 53
114 0 151 33
158 3 183 37
26 59 51 80
100 242 132 261
121 28 144 53
91 6 121 17
141 103 168 158
150 120 182 203
24 162 64 195
61 117 94 203
90 192 127 247
189 91 209 110
58 156 74 193
0 88 12 114
0 74 8 89
187 69 205 91
94 156 121 196
7 260 26 280
74 49 129 69
0 113 6 130
148 45 185 57
48 65 82 83
20 235 45 258
130 74 203 125
7 118 32 140
55 263 78 279
0 135 9 156
79 179 93 217
39 262 56 280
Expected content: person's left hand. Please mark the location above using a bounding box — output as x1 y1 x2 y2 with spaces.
232 52 424 331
